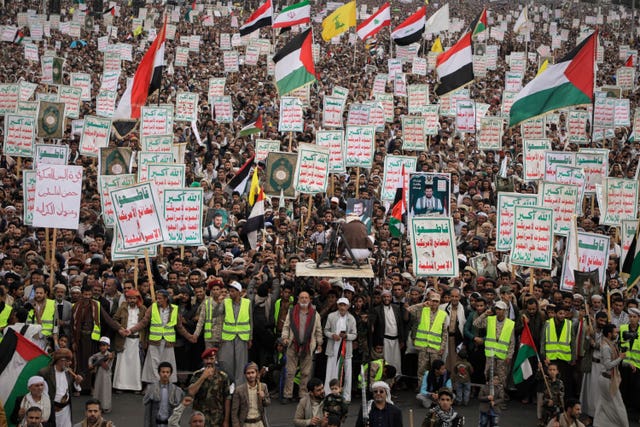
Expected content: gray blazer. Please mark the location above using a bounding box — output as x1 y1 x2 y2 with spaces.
323 311 357 358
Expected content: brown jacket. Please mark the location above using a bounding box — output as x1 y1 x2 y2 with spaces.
231 382 270 427
129 303 190 347
111 302 147 352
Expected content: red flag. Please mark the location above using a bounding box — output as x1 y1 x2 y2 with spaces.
626 55 634 67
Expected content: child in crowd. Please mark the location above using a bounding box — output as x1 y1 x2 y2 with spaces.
323 378 349 423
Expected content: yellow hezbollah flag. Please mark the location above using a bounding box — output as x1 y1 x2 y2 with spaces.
133 25 143 36
536 59 549 76
321 1 356 41
248 166 260 206
431 36 443 53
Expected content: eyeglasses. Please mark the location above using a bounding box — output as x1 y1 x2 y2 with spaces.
373 389 386 394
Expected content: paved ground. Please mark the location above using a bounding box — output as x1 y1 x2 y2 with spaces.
71 389 640 426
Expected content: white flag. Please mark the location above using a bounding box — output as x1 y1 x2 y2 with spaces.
513 6 528 34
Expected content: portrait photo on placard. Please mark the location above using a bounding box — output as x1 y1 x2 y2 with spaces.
409 172 451 217
470 253 498 279
346 198 373 232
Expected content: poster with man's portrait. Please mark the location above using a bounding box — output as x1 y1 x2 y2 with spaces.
346 198 373 232
573 269 600 300
409 173 451 217
203 208 229 242
470 253 498 279
475 43 487 56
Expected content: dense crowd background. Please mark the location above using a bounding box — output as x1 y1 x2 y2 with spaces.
1 0 640 426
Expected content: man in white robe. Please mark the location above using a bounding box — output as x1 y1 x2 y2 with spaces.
112 290 147 391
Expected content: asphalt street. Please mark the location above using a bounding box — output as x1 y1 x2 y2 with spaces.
71 389 640 426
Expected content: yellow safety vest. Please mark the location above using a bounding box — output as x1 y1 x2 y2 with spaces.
620 324 640 369
0 304 12 329
415 308 447 350
221 298 251 341
149 303 178 342
203 298 215 340
358 359 385 388
544 319 572 361
28 299 56 337
485 316 515 360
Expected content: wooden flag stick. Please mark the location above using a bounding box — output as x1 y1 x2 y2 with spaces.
134 257 139 289
144 248 156 302
45 228 50 266
288 131 293 152
355 167 360 198
306 195 313 226
606 290 611 321
529 268 535 295
409 409 414 427
49 228 57 291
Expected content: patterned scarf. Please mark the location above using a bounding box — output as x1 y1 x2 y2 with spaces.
290 304 315 354
428 406 460 427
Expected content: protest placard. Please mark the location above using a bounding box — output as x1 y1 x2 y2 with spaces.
523 139 551 181
510 206 554 269
163 188 204 245
80 116 111 157
33 165 83 229
410 217 458 277
381 156 417 201
34 144 68 165
279 97 304 132
540 182 580 236
98 174 136 227
4 114 35 157
345 126 375 168
496 193 540 251
294 143 330 194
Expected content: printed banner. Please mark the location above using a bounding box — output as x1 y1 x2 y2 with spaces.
4 114 36 157
381 155 417 201
540 181 580 236
80 116 111 157
265 152 297 198
34 144 68 165
345 126 375 168
98 174 137 227
496 192 540 251
560 231 609 293
510 206 554 268
523 139 552 181
163 188 204 245
294 143 330 194
316 130 345 173
410 217 458 277
33 165 83 229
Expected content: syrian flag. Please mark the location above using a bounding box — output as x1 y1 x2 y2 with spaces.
0 329 51 420
391 7 425 46
114 17 167 119
273 28 316 96
273 0 310 29
470 7 487 37
509 31 597 127
239 0 273 37
225 155 255 195
357 2 391 41
626 55 634 67
512 321 538 384
435 31 474 96
389 164 407 237
243 188 265 249
239 114 263 137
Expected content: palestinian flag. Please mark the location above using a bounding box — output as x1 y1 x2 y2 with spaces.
185 0 196 22
470 7 487 37
509 31 597 127
239 114 263 137
621 231 640 286
13 29 24 44
102 6 115 15
239 0 273 37
391 7 425 46
273 28 316 96
273 0 310 29
243 187 265 249
389 164 407 237
625 55 634 67
0 329 51 420
513 321 538 384
435 32 473 96
357 2 391 41
225 155 255 195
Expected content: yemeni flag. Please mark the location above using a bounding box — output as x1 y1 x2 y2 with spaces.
357 2 391 41
239 114 263 137
389 164 407 237
225 155 255 195
239 0 273 36
273 0 310 29
391 7 426 46
512 321 538 384
509 30 597 127
273 28 316 96
243 187 265 249
0 329 51 420
114 17 167 119
435 32 473 96
470 7 487 37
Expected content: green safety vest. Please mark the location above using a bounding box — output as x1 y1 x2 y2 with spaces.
358 359 385 389
485 316 515 360
28 299 56 337
221 298 251 341
273 296 294 332
203 298 215 340
149 303 178 342
544 319 572 361
620 324 640 369
415 308 447 350
0 304 12 329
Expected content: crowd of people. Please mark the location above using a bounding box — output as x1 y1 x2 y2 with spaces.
1 0 640 426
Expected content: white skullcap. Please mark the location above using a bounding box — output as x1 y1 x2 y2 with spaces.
629 307 640 316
